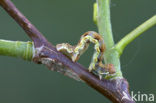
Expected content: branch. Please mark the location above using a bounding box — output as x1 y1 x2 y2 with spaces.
0 0 48 47
0 39 33 60
115 15 156 55
0 0 134 103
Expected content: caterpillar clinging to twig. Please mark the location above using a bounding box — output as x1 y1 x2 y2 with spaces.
56 31 115 79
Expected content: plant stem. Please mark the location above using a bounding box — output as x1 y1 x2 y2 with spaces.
96 0 122 77
96 0 114 48
0 39 34 60
115 15 156 56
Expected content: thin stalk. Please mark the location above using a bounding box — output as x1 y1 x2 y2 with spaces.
115 15 156 55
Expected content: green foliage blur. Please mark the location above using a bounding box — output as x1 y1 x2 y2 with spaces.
0 0 155 103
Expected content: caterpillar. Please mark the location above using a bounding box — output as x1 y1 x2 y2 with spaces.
56 31 115 79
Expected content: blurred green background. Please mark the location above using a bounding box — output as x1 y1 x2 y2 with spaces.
0 0 156 103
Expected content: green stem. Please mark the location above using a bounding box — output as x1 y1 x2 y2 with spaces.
115 15 156 56
0 39 34 60
96 0 122 78
96 0 114 48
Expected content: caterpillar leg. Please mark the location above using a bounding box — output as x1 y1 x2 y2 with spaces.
96 63 116 79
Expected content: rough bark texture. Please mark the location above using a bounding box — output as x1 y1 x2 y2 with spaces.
0 0 135 103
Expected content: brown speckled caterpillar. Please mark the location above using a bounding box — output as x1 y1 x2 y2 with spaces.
56 31 115 79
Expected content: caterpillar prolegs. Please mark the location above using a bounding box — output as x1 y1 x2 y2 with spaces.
56 31 116 79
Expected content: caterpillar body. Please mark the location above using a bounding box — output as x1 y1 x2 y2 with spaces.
56 31 115 79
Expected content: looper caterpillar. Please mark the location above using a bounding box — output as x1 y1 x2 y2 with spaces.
56 31 115 79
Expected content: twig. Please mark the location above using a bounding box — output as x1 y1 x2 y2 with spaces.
0 0 48 47
115 15 156 55
0 0 134 102
0 39 33 60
